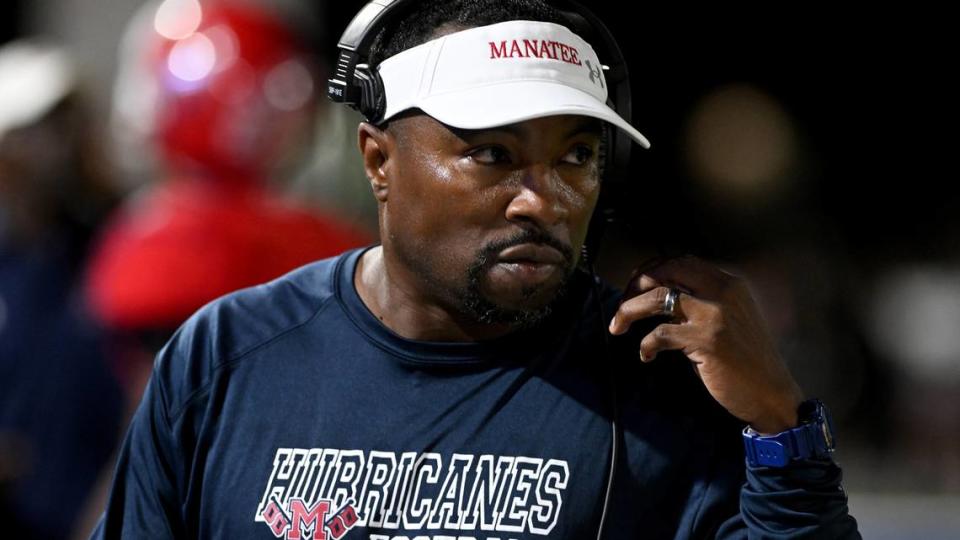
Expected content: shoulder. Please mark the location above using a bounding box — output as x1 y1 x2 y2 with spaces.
150 248 362 418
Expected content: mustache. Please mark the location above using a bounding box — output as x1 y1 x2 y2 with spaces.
477 228 575 267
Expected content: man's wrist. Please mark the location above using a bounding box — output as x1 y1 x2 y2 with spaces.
748 396 803 436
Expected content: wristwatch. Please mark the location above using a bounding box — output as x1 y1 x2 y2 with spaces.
742 398 836 467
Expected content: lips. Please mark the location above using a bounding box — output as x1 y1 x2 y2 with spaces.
497 243 566 265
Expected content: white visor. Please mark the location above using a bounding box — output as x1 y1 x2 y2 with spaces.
377 20 650 149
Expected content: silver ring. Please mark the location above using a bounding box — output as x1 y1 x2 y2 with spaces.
663 287 680 318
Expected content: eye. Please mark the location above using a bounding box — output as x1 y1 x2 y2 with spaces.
561 144 595 166
468 145 512 165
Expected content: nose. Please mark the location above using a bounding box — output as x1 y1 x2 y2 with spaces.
504 164 569 229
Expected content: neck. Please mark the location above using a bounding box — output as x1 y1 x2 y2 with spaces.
354 246 519 342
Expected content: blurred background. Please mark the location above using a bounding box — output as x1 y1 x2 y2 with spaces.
0 1 955 538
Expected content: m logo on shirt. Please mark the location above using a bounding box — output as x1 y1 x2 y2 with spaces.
260 496 359 539
254 448 570 539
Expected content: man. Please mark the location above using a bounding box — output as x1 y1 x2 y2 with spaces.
92 1 861 538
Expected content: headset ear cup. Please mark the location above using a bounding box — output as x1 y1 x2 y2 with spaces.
597 122 611 183
597 122 618 225
355 65 386 123
581 124 607 267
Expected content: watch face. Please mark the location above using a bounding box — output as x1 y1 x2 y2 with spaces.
821 402 836 450
800 399 836 454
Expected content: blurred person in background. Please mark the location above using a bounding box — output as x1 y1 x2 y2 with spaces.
85 0 371 401
0 39 124 539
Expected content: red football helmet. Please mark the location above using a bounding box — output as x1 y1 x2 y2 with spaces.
142 0 318 182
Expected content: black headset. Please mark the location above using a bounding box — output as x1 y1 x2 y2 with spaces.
327 2 634 537
327 0 638 267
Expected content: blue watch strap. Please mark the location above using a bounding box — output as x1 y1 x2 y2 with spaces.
743 423 825 467
742 399 836 467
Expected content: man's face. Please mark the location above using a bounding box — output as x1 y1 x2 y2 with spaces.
374 112 603 327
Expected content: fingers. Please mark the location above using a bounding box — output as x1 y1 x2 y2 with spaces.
627 254 740 300
624 273 670 299
610 285 713 335
623 256 670 298
610 285 678 334
638 322 696 363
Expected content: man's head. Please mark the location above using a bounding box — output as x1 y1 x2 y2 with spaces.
353 0 648 329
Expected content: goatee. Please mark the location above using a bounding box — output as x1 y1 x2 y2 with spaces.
459 229 576 328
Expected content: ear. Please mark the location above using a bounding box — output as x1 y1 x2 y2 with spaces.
358 122 393 202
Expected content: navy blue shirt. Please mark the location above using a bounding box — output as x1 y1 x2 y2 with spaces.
92 246 860 539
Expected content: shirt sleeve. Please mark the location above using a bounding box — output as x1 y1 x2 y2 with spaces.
89 361 187 539
704 452 862 539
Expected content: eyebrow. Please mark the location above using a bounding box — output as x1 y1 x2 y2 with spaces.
447 117 604 141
